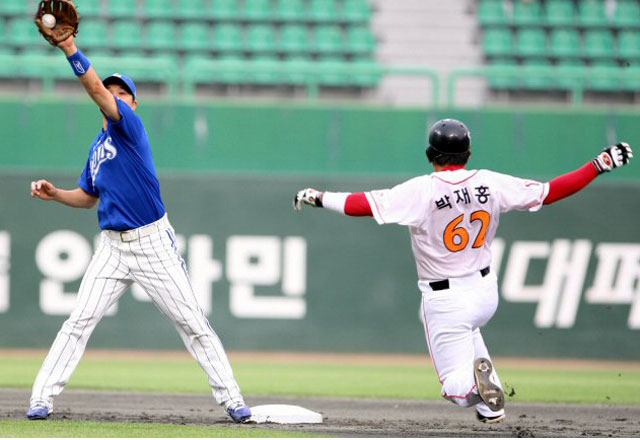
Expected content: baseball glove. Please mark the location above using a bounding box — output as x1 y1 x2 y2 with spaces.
34 0 79 46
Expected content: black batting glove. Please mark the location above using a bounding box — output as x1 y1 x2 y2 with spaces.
592 142 633 174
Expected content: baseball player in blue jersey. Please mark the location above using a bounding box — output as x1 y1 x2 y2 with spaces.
27 26 251 423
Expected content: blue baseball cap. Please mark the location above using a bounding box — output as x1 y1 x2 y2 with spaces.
102 73 137 99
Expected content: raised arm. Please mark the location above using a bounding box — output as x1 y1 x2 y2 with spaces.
543 142 633 205
57 36 120 121
31 179 97 209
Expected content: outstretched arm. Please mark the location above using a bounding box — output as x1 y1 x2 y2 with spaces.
294 189 373 216
57 36 120 121
31 179 98 209
543 142 633 205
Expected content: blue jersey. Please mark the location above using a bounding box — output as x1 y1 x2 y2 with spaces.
78 97 166 231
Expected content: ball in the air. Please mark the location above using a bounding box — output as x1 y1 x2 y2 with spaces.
42 14 56 29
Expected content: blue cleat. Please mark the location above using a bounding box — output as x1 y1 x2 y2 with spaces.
26 406 51 420
226 404 252 423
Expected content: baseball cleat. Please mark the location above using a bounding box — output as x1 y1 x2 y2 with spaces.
476 410 506 424
26 406 51 420
226 404 252 423
473 357 504 412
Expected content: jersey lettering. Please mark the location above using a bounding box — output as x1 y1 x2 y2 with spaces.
90 136 117 184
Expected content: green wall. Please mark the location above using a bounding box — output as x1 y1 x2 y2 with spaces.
1 99 639 359
2 98 639 181
1 173 639 359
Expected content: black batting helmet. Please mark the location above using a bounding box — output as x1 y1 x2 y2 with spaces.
426 119 471 163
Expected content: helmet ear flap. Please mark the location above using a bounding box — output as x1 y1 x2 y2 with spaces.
426 146 438 163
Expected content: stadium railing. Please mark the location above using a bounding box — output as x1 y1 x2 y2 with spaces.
447 66 640 106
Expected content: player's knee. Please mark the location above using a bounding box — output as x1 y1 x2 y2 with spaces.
440 376 477 408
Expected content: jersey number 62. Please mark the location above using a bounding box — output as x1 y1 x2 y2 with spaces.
443 210 490 252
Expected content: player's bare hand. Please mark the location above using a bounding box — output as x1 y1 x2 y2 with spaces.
592 143 633 173
293 188 324 211
30 179 58 201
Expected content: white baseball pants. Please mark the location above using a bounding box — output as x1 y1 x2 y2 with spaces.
420 270 505 418
30 215 244 411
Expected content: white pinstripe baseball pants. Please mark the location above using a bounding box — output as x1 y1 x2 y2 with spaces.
30 215 244 412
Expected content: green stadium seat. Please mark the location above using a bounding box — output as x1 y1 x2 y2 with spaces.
281 55 312 85
143 0 174 19
76 0 103 17
246 25 277 52
316 56 348 86
249 55 281 84
522 59 554 90
349 57 381 87
184 54 244 86
544 0 575 27
279 24 308 53
309 0 339 22
588 61 622 91
549 29 581 58
346 26 375 54
18 48 68 81
623 64 640 91
618 30 640 59
107 0 137 18
87 50 119 75
274 0 306 21
152 50 180 64
477 0 508 26
115 53 179 85
183 55 214 86
145 21 176 50
342 0 373 23
85 48 114 58
483 28 513 57
180 23 211 51
210 0 240 20
112 21 142 49
555 59 586 90
176 0 207 19
583 29 614 59
613 0 640 28
313 26 344 54
81 19 109 49
578 0 608 27
0 0 28 15
8 18 41 46
515 28 547 58
211 24 243 52
488 58 519 89
18 48 53 78
243 0 273 21
0 50 15 79
513 0 542 26
214 55 248 84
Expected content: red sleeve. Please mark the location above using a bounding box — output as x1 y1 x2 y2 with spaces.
345 192 373 216
543 163 599 205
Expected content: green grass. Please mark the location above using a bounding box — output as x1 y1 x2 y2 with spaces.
0 420 315 438
1 355 639 405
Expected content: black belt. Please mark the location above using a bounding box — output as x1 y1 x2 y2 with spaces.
429 267 490 291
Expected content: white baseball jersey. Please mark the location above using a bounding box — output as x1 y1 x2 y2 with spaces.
365 169 549 281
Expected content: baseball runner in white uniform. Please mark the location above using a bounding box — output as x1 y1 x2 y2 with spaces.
293 119 633 423
26 24 250 422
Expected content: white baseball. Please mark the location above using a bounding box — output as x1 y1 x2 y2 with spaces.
42 14 56 29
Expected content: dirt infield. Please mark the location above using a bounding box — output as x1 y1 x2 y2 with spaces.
2 389 640 437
